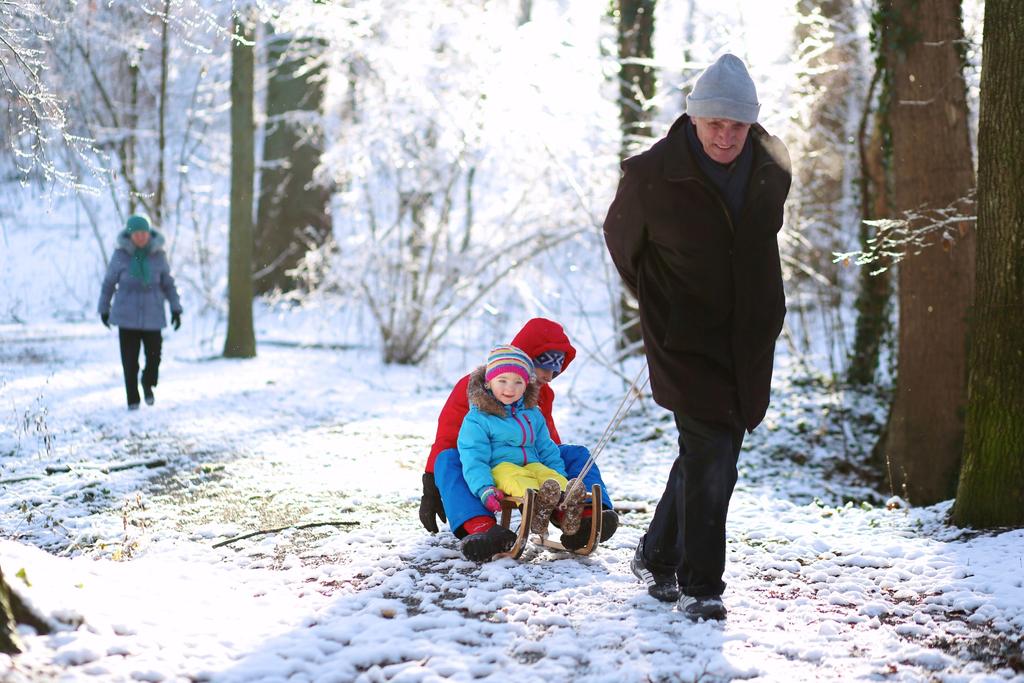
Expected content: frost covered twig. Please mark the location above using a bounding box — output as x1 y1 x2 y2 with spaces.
834 191 976 274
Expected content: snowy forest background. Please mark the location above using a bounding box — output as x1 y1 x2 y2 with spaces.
4 0 967 368
2 0 1023 680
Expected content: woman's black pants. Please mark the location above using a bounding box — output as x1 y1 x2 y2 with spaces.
118 328 162 406
642 412 745 598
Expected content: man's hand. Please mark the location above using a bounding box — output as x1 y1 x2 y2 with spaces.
418 472 447 533
100 313 110 329
171 311 181 331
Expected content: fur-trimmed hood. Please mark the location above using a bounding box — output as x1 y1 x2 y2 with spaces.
466 366 539 417
116 229 166 255
458 366 567 498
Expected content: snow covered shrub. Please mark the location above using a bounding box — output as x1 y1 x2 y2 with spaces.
286 0 618 364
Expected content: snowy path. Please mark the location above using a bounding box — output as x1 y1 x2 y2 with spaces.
1 323 1022 682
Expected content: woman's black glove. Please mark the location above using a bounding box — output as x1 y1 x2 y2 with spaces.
100 313 110 329
171 311 182 331
418 472 447 533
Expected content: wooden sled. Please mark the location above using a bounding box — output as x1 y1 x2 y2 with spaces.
493 483 604 560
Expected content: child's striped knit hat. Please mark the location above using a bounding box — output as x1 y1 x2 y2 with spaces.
485 345 534 384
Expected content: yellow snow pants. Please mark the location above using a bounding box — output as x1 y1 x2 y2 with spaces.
491 462 568 498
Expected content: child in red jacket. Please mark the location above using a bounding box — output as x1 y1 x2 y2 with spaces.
418 318 618 561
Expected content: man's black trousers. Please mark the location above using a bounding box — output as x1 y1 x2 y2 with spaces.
642 412 745 598
118 327 162 406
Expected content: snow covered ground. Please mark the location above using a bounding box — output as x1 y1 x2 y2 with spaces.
1 321 1022 682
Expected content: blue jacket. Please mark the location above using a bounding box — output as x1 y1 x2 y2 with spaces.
98 230 182 331
457 367 568 498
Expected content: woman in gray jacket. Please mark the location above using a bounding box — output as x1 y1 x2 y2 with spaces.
97 214 183 409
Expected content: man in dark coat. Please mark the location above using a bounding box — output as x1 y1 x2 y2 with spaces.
603 53 791 621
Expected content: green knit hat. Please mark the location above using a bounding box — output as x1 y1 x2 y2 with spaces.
125 214 152 234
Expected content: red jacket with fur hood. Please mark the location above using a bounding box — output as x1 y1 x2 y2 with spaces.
425 318 578 473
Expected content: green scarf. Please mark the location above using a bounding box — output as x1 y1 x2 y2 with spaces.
129 244 151 284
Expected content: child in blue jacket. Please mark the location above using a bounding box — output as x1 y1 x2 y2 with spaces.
457 345 585 535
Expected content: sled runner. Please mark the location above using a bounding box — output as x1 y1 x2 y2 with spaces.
493 483 604 560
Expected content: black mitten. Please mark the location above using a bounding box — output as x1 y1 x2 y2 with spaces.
418 472 447 533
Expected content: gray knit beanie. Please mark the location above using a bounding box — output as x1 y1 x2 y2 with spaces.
685 54 760 124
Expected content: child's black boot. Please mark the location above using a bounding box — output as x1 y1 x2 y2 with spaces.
461 525 517 562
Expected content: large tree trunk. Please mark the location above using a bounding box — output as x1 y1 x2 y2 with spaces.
883 0 976 504
790 0 864 379
614 0 656 353
517 0 532 25
253 31 331 295
126 55 140 214
848 23 895 389
952 0 1024 528
154 0 170 225
0 564 20 655
1 564 50 656
224 10 257 359
792 0 858 285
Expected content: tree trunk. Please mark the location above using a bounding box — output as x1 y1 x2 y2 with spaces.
883 0 976 504
952 0 1024 528
253 30 331 295
126 55 139 214
615 0 656 353
224 10 257 359
1 564 51 656
517 0 532 26
848 78 894 387
790 0 863 380
0 564 20 655
793 0 857 284
154 0 170 225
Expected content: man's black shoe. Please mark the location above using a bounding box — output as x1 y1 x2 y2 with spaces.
143 385 155 406
560 509 619 551
631 539 680 602
461 525 517 562
678 594 727 621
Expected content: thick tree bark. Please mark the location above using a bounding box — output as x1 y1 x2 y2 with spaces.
154 0 170 225
883 0 976 504
126 56 139 214
1 564 50 656
848 45 895 388
253 31 331 295
790 0 870 384
952 0 1024 528
224 10 257 359
0 564 19 655
793 0 858 287
517 0 532 26
617 0 656 161
615 0 656 352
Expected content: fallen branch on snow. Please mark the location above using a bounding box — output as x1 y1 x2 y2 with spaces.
44 458 167 475
1 458 168 485
0 475 43 485
212 521 359 548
